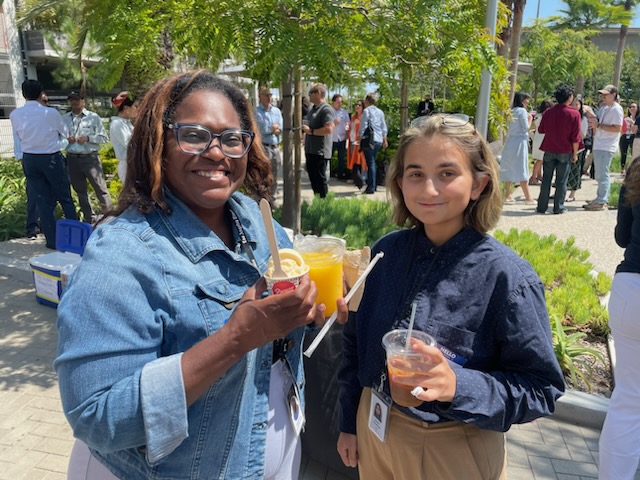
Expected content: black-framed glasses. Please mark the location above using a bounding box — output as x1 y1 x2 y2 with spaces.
168 123 255 158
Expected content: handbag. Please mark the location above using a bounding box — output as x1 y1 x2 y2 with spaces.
360 123 375 152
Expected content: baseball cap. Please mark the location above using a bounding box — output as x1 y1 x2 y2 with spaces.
598 85 617 95
68 90 84 99
112 91 129 107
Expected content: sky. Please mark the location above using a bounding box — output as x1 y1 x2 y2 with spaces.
523 0 640 28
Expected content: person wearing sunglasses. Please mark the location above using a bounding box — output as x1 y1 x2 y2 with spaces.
302 83 335 198
56 70 348 480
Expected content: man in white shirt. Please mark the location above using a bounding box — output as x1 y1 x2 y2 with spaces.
359 93 388 194
10 79 77 249
331 94 350 180
585 84 624 210
254 87 283 196
64 91 111 222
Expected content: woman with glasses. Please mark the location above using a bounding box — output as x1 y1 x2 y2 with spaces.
56 70 346 480
501 92 536 205
347 99 367 189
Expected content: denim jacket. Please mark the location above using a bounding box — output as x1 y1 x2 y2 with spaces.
55 191 304 479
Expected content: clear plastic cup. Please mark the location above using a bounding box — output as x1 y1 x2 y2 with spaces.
294 236 345 316
382 329 437 407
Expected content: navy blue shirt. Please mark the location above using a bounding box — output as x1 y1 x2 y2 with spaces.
615 182 640 274
338 227 565 434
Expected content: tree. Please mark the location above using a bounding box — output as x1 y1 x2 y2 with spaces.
552 0 631 93
612 0 638 87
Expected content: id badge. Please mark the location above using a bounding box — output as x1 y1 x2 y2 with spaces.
282 360 305 436
368 389 391 443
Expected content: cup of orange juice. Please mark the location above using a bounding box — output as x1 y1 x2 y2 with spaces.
293 236 345 317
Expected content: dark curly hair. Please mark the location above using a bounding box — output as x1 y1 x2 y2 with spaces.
110 69 273 217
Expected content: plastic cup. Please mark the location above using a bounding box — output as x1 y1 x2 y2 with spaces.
294 236 345 317
264 264 310 295
382 329 437 407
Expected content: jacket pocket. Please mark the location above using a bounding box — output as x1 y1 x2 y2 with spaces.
196 281 244 335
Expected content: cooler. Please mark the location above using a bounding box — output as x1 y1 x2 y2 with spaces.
29 220 92 307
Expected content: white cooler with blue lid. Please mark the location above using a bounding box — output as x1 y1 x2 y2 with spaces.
29 220 92 307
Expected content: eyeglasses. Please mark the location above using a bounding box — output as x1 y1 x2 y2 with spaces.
168 123 255 158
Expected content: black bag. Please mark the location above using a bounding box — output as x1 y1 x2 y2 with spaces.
583 135 593 150
360 124 375 151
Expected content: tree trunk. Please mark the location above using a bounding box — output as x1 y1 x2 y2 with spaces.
400 67 410 133
497 0 513 57
613 0 632 87
280 67 303 233
508 0 526 105
280 71 296 229
576 74 585 96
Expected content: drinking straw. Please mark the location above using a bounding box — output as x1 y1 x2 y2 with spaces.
406 302 417 349
304 251 385 358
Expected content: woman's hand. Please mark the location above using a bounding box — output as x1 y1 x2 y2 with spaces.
230 275 319 349
389 338 457 403
337 432 358 468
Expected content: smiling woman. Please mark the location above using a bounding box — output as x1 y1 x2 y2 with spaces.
55 70 348 480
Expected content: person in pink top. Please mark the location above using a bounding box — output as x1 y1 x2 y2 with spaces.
536 84 582 215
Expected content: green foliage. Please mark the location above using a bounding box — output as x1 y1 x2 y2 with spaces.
550 314 605 390
608 182 621 209
0 160 28 241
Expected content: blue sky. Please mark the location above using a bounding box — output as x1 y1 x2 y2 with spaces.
523 0 640 28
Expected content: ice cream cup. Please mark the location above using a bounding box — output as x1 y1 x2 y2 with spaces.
265 264 310 295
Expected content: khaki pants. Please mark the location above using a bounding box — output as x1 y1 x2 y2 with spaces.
356 388 507 480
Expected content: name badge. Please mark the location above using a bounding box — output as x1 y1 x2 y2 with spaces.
368 389 391 443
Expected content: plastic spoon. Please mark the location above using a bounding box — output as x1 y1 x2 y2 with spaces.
259 198 285 278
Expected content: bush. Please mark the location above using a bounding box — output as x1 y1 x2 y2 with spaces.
0 160 28 240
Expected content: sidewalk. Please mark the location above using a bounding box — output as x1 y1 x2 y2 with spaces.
0 172 635 479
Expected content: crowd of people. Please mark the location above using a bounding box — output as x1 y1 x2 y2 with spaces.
10 79 137 249
500 83 626 214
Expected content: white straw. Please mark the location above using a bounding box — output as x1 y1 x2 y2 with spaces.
304 251 385 358
406 302 417 349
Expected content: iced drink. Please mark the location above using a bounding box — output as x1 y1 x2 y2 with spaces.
294 237 345 317
382 329 436 407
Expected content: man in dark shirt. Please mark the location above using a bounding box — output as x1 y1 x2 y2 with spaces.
536 84 581 215
416 95 435 117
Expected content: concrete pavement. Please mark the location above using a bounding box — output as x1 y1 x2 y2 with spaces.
0 172 636 479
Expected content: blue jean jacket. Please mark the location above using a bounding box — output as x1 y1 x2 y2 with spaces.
55 191 304 479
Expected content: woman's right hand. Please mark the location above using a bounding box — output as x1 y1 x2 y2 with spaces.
230 275 320 350
337 432 358 468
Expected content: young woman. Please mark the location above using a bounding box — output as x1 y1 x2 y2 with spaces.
56 70 346 480
567 94 589 202
347 99 367 189
501 92 536 204
337 114 564 480
599 157 640 479
529 99 553 186
109 91 139 183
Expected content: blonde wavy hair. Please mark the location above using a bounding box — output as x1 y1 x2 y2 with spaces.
386 114 503 233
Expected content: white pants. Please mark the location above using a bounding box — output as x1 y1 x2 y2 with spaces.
68 440 118 479
599 273 640 479
264 360 302 480
67 362 300 479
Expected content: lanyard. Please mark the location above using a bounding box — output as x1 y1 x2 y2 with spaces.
229 208 259 271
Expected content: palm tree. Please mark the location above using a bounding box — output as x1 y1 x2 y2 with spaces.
612 0 638 87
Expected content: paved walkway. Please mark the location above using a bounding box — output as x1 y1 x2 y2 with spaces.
0 172 637 479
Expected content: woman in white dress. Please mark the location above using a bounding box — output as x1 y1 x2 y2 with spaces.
501 92 535 204
109 91 139 183
529 99 553 185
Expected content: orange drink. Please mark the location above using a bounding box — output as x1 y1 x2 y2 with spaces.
294 237 345 317
387 364 424 407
